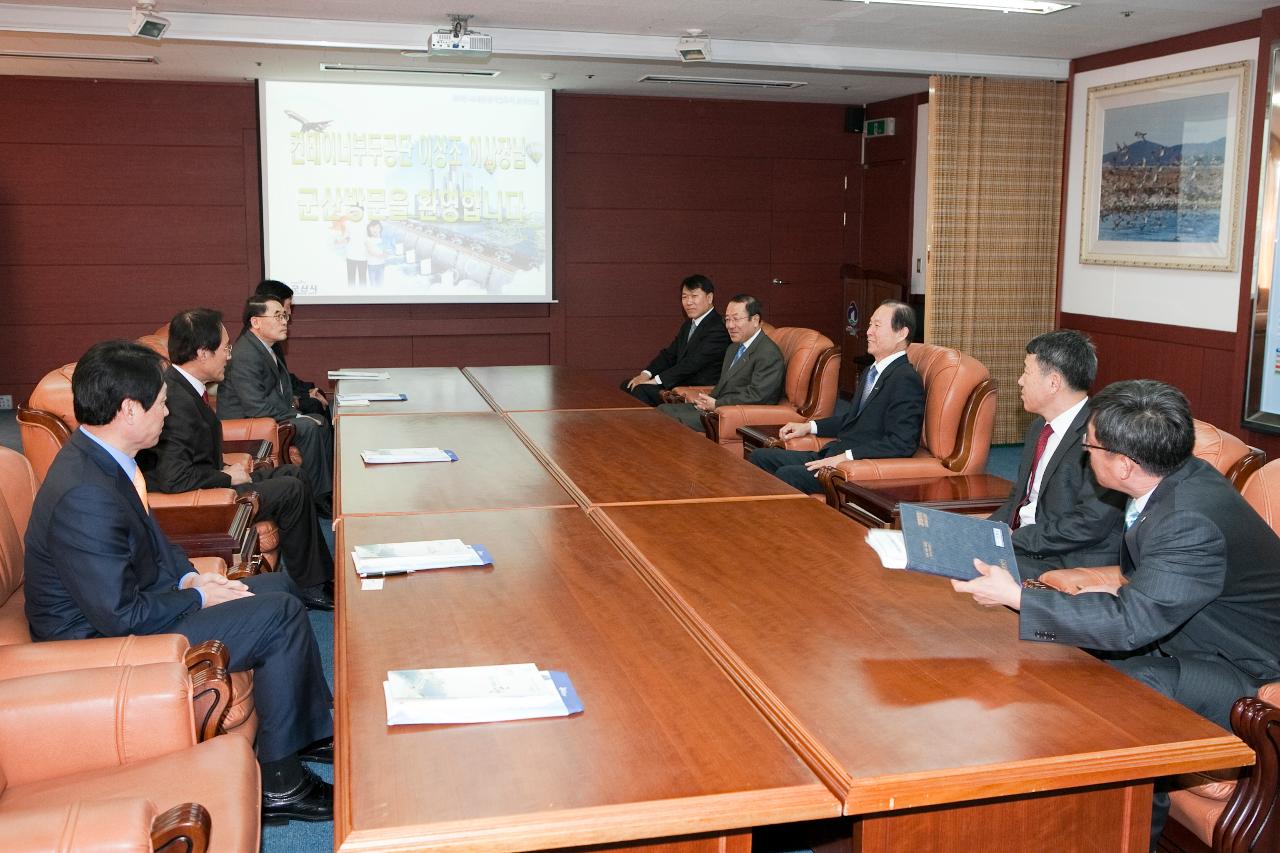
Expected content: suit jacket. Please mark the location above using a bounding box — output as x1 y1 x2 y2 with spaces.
708 332 786 407
989 403 1125 573
1020 457 1280 684
138 367 233 493
645 311 730 388
812 354 923 459
218 332 297 422
24 430 202 641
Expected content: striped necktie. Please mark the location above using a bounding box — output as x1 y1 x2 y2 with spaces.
857 365 879 413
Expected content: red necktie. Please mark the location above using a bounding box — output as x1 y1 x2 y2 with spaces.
1012 423 1053 529
201 390 211 407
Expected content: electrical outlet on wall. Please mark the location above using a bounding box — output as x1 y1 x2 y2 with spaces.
0 395 12 410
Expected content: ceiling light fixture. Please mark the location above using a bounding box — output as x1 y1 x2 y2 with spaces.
676 30 710 62
834 0 1073 13
128 2 170 39
0 49 158 63
322 63 500 77
639 74 806 89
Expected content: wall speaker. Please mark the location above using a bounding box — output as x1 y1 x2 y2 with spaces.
844 106 865 134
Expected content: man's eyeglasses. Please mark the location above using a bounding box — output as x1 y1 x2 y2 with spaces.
266 312 291 322
1081 439 1122 456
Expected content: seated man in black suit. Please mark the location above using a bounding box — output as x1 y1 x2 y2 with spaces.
749 300 924 494
622 273 730 406
953 379 1280 848
218 295 334 518
657 294 785 431
138 307 335 611
988 329 1124 579
24 340 335 823
255 279 329 418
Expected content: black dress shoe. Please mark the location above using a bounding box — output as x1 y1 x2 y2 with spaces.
297 584 334 612
262 768 333 823
299 736 333 764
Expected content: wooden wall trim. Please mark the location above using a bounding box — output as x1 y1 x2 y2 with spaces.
1071 19 1260 75
1059 312 1236 352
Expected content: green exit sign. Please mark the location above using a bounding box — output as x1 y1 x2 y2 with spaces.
864 117 896 137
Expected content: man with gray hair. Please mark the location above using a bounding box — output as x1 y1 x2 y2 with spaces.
988 329 1125 577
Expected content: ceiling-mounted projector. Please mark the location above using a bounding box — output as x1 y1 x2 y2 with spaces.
128 2 170 39
428 14 493 58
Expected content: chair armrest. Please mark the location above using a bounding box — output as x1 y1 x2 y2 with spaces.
715 405 803 447
0 634 189 680
222 417 277 469
1215 692 1280 848
154 493 256 570
0 663 196 786
781 435 828 452
0 799 211 853
149 488 238 509
663 385 714 404
1038 566 1125 595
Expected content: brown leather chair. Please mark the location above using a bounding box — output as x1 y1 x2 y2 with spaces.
1192 418 1266 491
774 343 996 503
703 327 841 456
0 446 258 744
0 664 260 853
18 360 281 570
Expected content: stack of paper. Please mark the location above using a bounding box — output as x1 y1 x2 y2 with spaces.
336 392 407 405
352 538 493 577
384 663 583 725
865 528 907 569
361 447 458 464
328 370 391 380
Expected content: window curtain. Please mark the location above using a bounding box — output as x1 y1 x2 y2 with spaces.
926 75 1067 444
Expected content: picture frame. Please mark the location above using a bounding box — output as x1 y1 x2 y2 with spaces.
1080 60 1250 272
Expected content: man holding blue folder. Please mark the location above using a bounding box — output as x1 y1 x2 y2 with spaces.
952 379 1280 849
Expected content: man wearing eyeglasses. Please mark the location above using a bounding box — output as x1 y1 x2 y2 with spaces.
138 308 334 611
953 379 1280 849
218 295 334 519
657 294 784 431
987 330 1125 578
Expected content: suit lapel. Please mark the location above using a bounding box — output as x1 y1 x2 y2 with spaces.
72 431 154 528
1038 405 1089 489
168 368 223 460
848 355 905 425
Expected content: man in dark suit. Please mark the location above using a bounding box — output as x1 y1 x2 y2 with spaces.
23 340 335 823
256 279 329 418
953 380 1280 849
137 308 334 611
657 294 785 430
988 330 1124 578
622 273 730 406
218 295 334 516
749 300 924 494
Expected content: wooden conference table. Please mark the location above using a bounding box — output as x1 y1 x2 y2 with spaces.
331 365 1252 853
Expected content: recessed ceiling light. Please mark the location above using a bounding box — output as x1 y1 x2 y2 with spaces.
827 0 1073 13
0 49 158 63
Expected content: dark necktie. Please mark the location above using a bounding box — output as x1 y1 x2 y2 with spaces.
201 389 211 408
1012 423 1053 529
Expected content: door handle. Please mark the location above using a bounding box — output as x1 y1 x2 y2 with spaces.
771 278 785 286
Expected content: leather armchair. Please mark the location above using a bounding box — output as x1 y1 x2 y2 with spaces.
0 446 258 744
17 361 278 571
0 665 260 853
2 798 213 853
703 327 840 456
786 343 996 503
1192 419 1266 491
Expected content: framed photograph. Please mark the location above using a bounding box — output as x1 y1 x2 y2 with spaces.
1080 61 1250 271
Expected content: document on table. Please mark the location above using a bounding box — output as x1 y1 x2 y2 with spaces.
896 503 1021 582
360 447 458 464
328 370 391 380
384 663 583 725
865 528 908 569
352 538 493 577
336 392 407 405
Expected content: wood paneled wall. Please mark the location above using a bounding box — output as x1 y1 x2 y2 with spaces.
1 79 892 404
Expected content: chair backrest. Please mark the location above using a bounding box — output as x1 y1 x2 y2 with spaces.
136 334 169 358
1241 458 1280 533
0 447 39 645
1192 419 1265 491
764 326 836 411
18 363 77 482
906 343 996 472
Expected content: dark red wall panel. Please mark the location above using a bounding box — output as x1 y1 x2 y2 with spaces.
2 81 902 403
